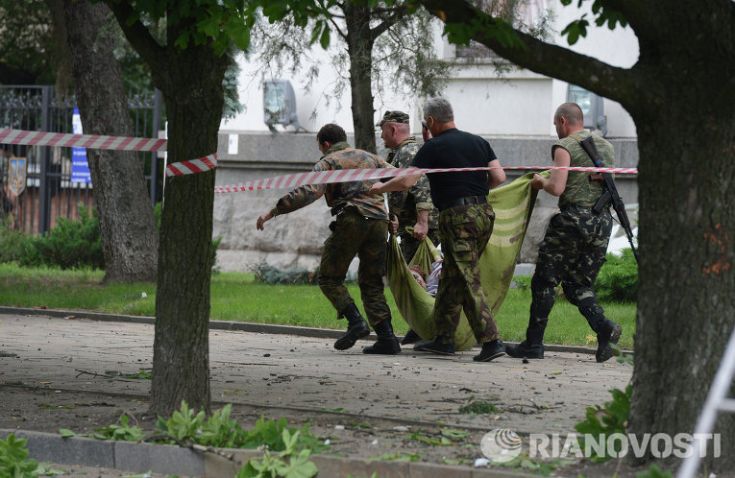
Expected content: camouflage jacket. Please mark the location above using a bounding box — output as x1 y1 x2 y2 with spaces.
270 142 391 220
386 137 438 231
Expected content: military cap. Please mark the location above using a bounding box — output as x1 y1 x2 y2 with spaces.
376 110 410 126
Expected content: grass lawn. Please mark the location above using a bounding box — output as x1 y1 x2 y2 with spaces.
0 263 635 348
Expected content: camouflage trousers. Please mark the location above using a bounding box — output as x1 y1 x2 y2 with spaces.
433 203 499 344
398 228 440 264
319 208 392 326
528 206 614 342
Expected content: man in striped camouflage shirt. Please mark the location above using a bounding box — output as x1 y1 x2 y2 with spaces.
257 123 400 355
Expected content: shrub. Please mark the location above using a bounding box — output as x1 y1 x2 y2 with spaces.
0 220 30 263
20 206 104 270
252 261 318 285
595 249 638 302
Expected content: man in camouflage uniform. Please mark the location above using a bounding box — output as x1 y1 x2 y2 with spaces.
371 98 507 362
506 103 622 363
257 124 400 355
377 110 440 345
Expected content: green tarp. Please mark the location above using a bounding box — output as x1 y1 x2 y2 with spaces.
386 173 542 350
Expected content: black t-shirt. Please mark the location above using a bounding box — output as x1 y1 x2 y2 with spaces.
411 128 497 209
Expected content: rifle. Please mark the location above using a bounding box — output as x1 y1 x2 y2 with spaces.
579 136 639 263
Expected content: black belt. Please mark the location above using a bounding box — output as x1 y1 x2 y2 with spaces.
439 195 487 211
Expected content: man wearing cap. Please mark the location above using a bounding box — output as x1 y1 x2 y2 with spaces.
378 110 440 345
256 123 401 355
370 98 507 362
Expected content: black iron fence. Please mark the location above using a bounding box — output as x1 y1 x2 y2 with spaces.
0 85 163 234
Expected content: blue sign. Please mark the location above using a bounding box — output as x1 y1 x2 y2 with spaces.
71 107 92 185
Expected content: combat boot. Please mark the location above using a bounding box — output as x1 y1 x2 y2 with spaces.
506 317 546 359
334 304 370 350
401 329 421 345
596 322 622 363
414 335 455 355
473 339 506 362
363 319 401 355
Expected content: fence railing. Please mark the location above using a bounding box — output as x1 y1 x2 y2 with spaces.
0 85 163 234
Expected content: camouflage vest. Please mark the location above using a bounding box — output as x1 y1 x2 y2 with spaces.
554 130 615 209
386 137 438 230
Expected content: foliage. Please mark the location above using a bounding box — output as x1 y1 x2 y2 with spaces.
250 1 450 125
93 415 145 442
0 434 42 478
0 221 30 264
251 261 318 285
410 427 468 446
236 429 318 478
20 205 104 270
635 464 673 478
559 0 628 45
459 399 498 415
494 453 569 476
154 402 325 452
595 249 638 302
574 384 632 462
0 0 55 84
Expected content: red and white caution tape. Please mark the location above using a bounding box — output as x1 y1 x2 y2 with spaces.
166 154 217 177
0 127 216 177
214 165 637 194
0 127 167 152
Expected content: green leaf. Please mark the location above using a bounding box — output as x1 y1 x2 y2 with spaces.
58 428 76 439
319 27 331 50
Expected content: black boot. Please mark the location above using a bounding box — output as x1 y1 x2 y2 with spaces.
473 339 506 362
414 335 455 355
363 319 401 355
578 303 621 363
596 322 622 363
334 304 370 350
506 317 546 359
401 329 421 345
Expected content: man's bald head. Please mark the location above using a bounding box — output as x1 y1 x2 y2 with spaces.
553 102 585 139
555 103 584 125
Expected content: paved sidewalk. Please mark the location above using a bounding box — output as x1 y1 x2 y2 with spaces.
0 313 630 434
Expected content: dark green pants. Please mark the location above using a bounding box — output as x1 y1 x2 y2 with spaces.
318 208 392 326
528 206 614 342
433 203 499 344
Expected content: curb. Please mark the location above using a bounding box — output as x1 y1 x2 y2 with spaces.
0 306 632 355
1 429 539 478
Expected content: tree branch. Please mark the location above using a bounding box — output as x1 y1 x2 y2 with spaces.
419 0 644 106
370 6 408 41
317 0 347 39
102 0 166 78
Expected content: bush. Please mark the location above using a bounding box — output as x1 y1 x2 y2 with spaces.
252 261 318 285
20 206 104 270
595 249 638 302
0 220 31 264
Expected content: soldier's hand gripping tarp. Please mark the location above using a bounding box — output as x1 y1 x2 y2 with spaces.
386 173 543 350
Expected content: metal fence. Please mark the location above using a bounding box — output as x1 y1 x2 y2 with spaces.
0 85 163 234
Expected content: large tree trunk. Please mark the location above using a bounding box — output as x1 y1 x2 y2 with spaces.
54 0 158 282
629 91 735 471
149 47 229 417
344 4 377 153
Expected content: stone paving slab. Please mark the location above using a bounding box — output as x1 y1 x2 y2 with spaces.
0 313 631 434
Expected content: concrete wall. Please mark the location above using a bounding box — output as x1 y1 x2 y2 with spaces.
213 132 638 272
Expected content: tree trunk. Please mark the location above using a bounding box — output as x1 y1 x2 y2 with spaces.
55 0 158 282
344 4 376 153
628 78 735 471
149 47 229 417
